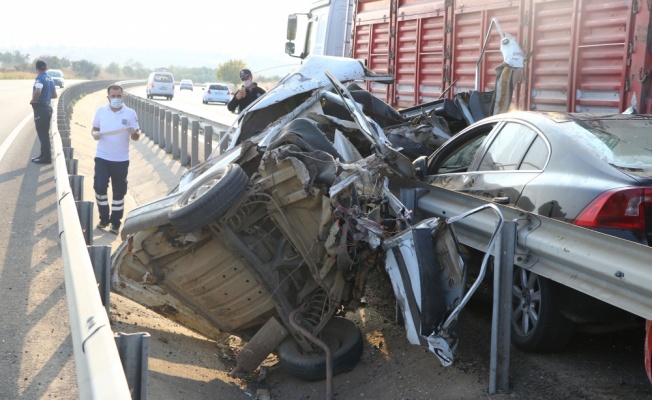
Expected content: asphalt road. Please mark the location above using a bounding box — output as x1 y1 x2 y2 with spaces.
0 80 78 398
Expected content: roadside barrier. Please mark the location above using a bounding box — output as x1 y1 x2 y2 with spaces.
52 80 231 399
123 94 231 167
53 80 150 400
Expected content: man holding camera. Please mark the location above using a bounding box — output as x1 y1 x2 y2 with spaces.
227 68 266 113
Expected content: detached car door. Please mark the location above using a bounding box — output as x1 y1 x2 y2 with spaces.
425 120 549 208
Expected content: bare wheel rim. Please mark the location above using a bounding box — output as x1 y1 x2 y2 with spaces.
512 268 541 337
181 174 224 207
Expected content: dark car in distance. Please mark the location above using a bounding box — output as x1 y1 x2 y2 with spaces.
408 111 652 352
46 69 64 88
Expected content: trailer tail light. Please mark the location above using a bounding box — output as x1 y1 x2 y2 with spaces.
646 320 652 385
573 187 651 230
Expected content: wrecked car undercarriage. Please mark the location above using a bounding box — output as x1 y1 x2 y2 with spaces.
111 56 502 391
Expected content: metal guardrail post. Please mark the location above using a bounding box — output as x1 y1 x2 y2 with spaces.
76 201 94 246
191 120 199 167
63 147 74 159
489 220 516 394
172 114 180 159
66 158 78 175
153 106 160 145
88 245 111 318
114 332 151 400
146 104 154 140
204 125 213 162
181 117 189 167
137 99 144 128
158 108 166 149
69 175 84 202
219 130 228 155
165 111 172 154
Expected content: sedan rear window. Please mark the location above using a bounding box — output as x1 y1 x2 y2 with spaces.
568 118 652 169
210 84 228 91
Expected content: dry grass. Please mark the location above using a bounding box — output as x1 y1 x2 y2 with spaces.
0 71 34 79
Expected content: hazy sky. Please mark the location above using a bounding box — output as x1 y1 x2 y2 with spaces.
1 0 312 73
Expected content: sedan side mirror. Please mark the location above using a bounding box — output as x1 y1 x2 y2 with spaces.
413 156 427 179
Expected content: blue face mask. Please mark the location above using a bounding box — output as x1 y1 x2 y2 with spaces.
110 98 123 108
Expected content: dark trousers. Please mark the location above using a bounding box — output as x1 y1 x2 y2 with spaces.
93 157 129 227
32 103 53 160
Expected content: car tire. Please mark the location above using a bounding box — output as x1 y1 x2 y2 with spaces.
278 317 363 381
511 267 575 352
168 164 249 233
203 100 207 104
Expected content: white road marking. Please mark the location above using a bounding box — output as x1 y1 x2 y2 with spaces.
0 114 33 162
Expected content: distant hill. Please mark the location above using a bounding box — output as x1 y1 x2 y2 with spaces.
2 45 301 77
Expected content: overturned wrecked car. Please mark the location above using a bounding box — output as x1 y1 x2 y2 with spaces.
111 56 499 392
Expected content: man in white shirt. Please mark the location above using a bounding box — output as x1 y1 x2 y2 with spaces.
91 84 140 235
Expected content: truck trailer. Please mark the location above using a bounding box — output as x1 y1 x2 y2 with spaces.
286 0 652 113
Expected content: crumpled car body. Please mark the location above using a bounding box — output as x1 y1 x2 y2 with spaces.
111 55 481 379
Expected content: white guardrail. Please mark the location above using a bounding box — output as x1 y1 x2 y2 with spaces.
52 91 133 398
393 180 652 320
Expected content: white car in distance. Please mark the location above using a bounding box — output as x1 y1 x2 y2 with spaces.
202 82 231 105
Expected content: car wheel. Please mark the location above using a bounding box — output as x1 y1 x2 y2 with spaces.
511 267 574 352
203 99 207 104
278 317 363 381
168 164 249 233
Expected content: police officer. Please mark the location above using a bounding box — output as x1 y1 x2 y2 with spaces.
30 60 58 164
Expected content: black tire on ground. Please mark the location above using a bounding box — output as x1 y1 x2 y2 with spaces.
278 317 363 381
511 267 575 352
168 164 248 233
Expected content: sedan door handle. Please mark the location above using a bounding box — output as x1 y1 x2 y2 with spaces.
492 196 510 204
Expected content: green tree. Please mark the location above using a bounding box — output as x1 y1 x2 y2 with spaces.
71 59 101 79
106 62 122 77
0 51 29 67
217 59 247 85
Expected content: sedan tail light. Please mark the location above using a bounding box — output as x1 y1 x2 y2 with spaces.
207 88 211 94
573 187 651 230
